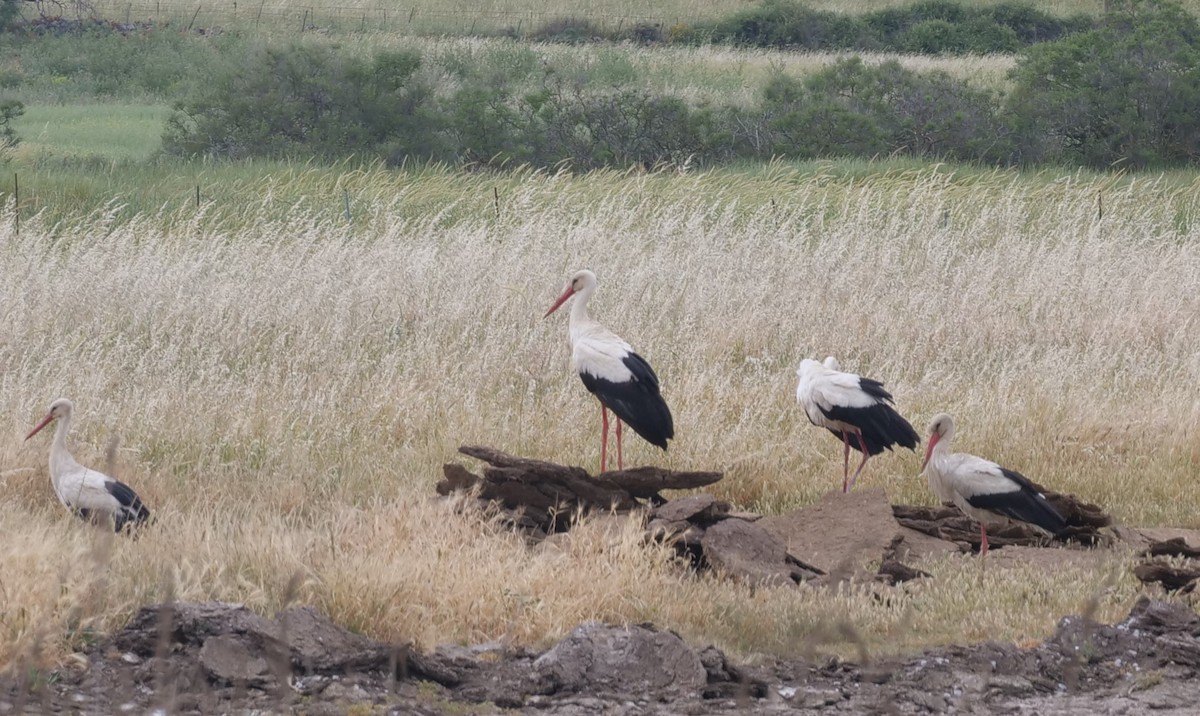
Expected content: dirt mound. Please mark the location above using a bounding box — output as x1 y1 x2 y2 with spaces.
4 597 1200 714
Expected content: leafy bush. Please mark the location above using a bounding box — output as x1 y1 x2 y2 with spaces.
760 59 1011 162
1007 0 1200 167
706 1 878 50
0 0 18 33
530 17 605 43
165 43 439 161
701 0 1094 54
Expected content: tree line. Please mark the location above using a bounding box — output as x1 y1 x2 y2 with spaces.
162 0 1200 171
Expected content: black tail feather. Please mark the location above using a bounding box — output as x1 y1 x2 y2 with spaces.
825 402 919 456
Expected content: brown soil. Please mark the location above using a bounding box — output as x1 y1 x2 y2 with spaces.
3 596 1199 715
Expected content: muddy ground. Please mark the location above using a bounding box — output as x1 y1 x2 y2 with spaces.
2 595 1199 715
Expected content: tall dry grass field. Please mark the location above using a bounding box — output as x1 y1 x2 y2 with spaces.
1 165 1196 671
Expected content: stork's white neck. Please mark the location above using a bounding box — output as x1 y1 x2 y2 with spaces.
568 281 598 333
48 414 80 484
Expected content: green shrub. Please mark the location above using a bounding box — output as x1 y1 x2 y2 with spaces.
164 43 441 162
707 1 877 50
701 0 1095 54
1007 0 1200 167
761 58 1011 163
530 17 604 44
0 0 18 33
901 19 969 53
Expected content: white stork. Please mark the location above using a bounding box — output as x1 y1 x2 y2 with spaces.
544 269 674 472
25 398 151 532
921 413 1066 556
795 356 919 492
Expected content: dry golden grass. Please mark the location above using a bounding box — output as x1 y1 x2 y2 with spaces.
1 164 1197 671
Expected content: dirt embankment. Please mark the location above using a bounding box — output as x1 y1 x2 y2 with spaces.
2 595 1199 715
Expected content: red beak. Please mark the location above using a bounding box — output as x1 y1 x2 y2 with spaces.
543 286 576 318
920 432 940 472
25 413 54 441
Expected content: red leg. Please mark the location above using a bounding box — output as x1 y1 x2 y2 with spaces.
846 431 871 491
980 522 990 558
600 404 609 473
841 431 851 493
616 418 624 470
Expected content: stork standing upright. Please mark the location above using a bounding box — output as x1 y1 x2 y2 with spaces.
921 413 1066 557
544 269 674 472
25 398 151 532
795 356 919 492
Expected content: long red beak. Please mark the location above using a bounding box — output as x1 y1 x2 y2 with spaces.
543 286 576 318
25 413 54 441
920 432 940 472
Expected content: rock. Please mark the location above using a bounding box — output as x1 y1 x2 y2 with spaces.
278 605 397 673
876 559 930 585
646 518 691 540
892 526 962 561
651 494 729 524
533 623 707 696
1134 559 1200 592
111 601 276 657
199 634 271 686
759 487 900 577
1144 535 1200 559
109 601 397 685
1125 596 1200 636
727 511 762 522
986 674 1035 697
700 518 822 585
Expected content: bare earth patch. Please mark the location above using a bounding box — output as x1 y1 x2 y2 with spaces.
2 596 1198 715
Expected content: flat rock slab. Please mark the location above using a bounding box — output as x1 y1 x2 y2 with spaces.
759 487 899 577
700 518 822 585
652 493 730 524
893 526 963 561
533 623 707 696
1136 528 1200 552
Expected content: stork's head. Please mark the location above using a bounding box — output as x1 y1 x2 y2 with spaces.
921 412 955 472
25 398 74 441
544 269 598 318
795 357 822 379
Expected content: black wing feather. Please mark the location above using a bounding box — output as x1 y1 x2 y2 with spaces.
966 468 1066 535
579 352 674 450
104 480 152 532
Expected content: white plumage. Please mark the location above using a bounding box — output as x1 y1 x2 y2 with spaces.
796 356 919 492
545 269 674 472
570 321 636 384
26 398 151 532
921 413 1065 556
